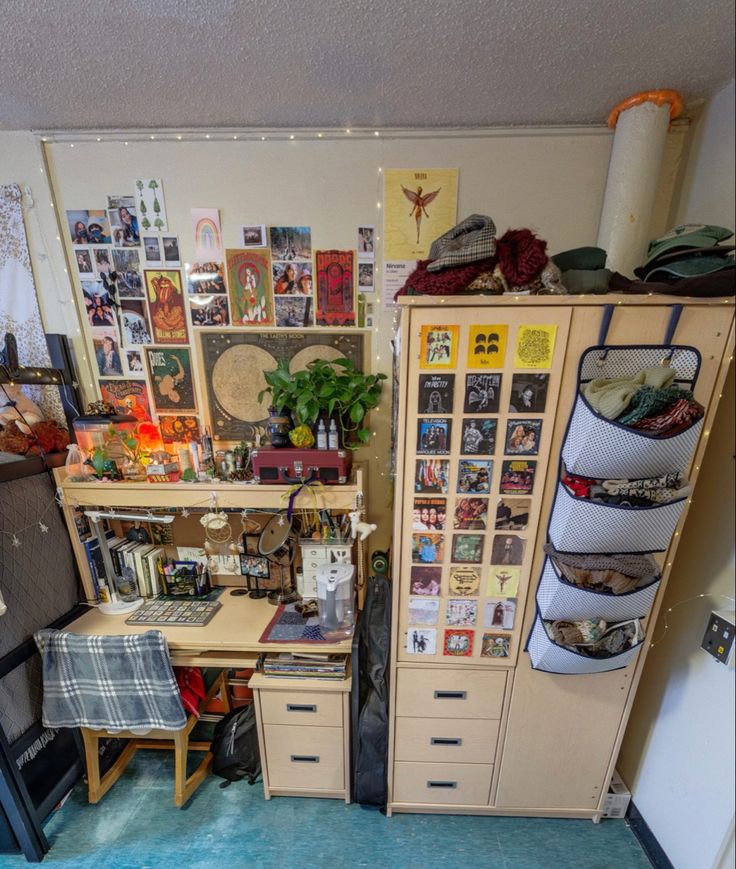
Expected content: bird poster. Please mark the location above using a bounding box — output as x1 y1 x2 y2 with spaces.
383 168 458 260
145 269 189 344
145 347 197 414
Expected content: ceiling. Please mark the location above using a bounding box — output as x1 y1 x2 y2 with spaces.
2 0 734 131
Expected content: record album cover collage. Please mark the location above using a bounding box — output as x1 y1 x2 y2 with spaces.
402 319 560 663
65 180 376 440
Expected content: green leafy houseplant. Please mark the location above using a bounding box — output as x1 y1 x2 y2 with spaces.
258 357 386 449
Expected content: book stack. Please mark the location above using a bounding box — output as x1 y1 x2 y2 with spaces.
83 534 166 600
261 653 348 680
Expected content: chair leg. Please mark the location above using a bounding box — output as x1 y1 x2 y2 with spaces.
81 730 137 804
173 730 213 808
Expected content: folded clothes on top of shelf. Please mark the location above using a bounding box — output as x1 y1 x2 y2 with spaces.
543 544 660 595
561 470 691 506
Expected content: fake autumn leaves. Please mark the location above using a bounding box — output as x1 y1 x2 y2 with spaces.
258 357 386 449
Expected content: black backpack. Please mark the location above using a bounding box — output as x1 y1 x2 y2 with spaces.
211 704 261 787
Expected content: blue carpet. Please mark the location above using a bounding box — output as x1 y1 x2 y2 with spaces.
0 751 650 868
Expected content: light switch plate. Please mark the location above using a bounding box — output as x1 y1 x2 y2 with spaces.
701 609 735 666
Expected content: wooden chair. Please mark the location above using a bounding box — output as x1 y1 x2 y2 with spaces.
80 670 230 808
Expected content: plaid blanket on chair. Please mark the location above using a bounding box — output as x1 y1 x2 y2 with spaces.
34 629 187 731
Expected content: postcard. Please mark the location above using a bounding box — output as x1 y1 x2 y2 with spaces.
134 179 167 233
274 295 313 327
124 349 145 375
107 195 140 247
241 225 267 248
495 498 531 531
144 269 188 344
505 420 542 455
419 325 459 369
467 324 508 368
142 235 162 265
158 415 201 444
460 418 496 455
448 566 481 596
273 261 312 295
315 250 355 326
491 534 525 566
98 379 152 421
226 249 274 325
481 633 511 658
409 566 442 596
190 294 230 327
446 598 477 627
443 628 473 657
464 373 501 414
452 533 484 564
484 598 517 631
487 565 521 597
112 249 143 298
406 628 437 655
408 597 440 626
514 324 557 369
383 168 458 260
500 460 537 495
74 246 94 279
191 208 223 261
413 497 446 531
162 236 180 265
145 347 197 414
186 261 227 294
412 532 444 564
509 374 549 413
358 226 375 258
457 459 492 494
453 498 488 530
82 282 115 327
91 326 123 377
93 247 114 276
358 261 374 291
119 298 152 346
269 226 311 261
416 417 451 454
67 209 111 245
418 373 455 415
414 459 450 494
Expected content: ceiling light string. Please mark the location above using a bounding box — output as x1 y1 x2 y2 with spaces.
648 593 736 648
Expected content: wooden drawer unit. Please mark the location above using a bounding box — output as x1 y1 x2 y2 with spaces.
393 761 493 806
264 724 344 791
394 717 499 765
260 689 343 728
395 667 506 720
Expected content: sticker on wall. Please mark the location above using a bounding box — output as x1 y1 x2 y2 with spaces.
487 565 521 597
495 498 531 531
484 598 517 631
112 249 144 298
505 419 542 455
241 225 267 248
82 281 115 327
467 324 508 368
499 460 536 495
273 261 312 296
74 246 94 279
443 628 473 657
358 226 375 258
134 178 168 233
98 379 152 421
190 294 230 327
415 459 450 494
480 633 511 658
315 250 355 326
142 235 163 265
162 236 180 266
406 628 437 655
448 566 481 596
416 417 451 454
457 459 492 494
509 373 549 414
460 418 496 455
67 209 112 246
408 597 440 626
107 195 140 247
413 497 446 531
514 324 557 369
446 599 478 627
145 269 188 344
411 532 444 565
91 326 123 377
158 415 201 444
409 566 442 596
383 168 458 260
274 295 313 327
191 208 223 261
269 226 312 262
418 373 455 414
463 373 501 414
451 533 484 564
453 498 488 530
146 347 197 414
119 298 153 346
124 349 145 375
491 534 525 566
226 249 274 326
419 325 459 369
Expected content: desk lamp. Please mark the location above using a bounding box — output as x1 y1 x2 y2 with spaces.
258 513 299 606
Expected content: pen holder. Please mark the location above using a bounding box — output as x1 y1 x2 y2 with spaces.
162 561 211 597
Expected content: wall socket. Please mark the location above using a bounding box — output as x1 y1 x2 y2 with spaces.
701 609 735 665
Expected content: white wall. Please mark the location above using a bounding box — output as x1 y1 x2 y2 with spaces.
619 79 736 869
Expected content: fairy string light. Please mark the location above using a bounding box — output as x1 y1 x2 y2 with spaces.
649 593 736 648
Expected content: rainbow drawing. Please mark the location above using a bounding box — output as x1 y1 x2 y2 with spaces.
191 208 223 260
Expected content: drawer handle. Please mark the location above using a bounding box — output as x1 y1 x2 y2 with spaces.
286 704 318 713
290 755 320 763
427 780 457 789
433 690 467 700
430 737 462 746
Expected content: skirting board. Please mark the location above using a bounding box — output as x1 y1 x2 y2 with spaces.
626 802 674 869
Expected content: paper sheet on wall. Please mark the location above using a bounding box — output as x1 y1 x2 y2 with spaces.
382 260 414 312
383 168 458 260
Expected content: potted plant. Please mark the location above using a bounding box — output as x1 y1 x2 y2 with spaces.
258 357 386 449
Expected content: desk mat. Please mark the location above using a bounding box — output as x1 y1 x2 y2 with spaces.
259 603 354 644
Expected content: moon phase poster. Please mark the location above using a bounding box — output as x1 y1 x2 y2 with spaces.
383 168 458 259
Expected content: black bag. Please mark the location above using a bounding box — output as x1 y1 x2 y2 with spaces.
211 703 261 787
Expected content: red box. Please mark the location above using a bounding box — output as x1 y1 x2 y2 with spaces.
251 446 352 485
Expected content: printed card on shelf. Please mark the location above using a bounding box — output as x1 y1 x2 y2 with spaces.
480 633 512 658
416 417 452 454
408 597 440 626
491 534 526 566
467 324 508 368
495 498 531 531
509 373 549 413
487 565 521 597
411 532 444 565
463 373 501 413
448 566 481 596
451 533 484 564
418 373 455 414
414 459 450 494
453 497 488 530
406 628 437 655
500 460 536 495
460 418 497 455
446 598 478 627
413 497 446 531
484 598 517 631
419 325 459 369
443 628 473 657
504 419 542 455
513 325 557 369
409 566 442 596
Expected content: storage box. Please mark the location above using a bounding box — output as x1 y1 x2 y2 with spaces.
251 446 352 485
602 770 631 818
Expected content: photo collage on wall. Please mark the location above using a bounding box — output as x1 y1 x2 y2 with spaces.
406 320 558 660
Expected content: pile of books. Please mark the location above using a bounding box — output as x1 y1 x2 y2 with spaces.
83 533 166 599
261 653 348 680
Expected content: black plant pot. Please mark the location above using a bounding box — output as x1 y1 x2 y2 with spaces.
267 407 292 448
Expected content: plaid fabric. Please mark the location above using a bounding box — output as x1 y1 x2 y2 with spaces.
34 629 187 731
426 214 497 272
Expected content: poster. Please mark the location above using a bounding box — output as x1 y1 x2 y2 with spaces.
406 628 437 655
443 628 473 657
448 566 480 596
226 249 274 326
158 415 201 444
504 420 542 455
500 460 536 495
409 566 441 596
414 459 449 494
408 597 439 625
383 168 458 260
145 269 188 344
460 418 496 455
382 260 414 309
112 249 144 298
145 347 197 414
514 324 557 369
509 374 549 413
484 599 517 631
98 379 152 421
416 417 451 454
134 178 168 233
419 325 459 369
91 326 123 377
411 532 444 564
463 373 501 413
315 250 355 326
107 195 140 247
467 324 508 368
191 208 223 261
119 298 152 346
453 498 488 530
495 498 530 531
452 533 484 563
487 565 521 597
189 294 230 327
418 373 454 414
481 634 511 658
491 534 526 566
457 459 492 494
446 599 478 627
413 497 446 531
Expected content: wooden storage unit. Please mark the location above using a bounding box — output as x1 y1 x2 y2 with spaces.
388 295 734 818
250 672 352 802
